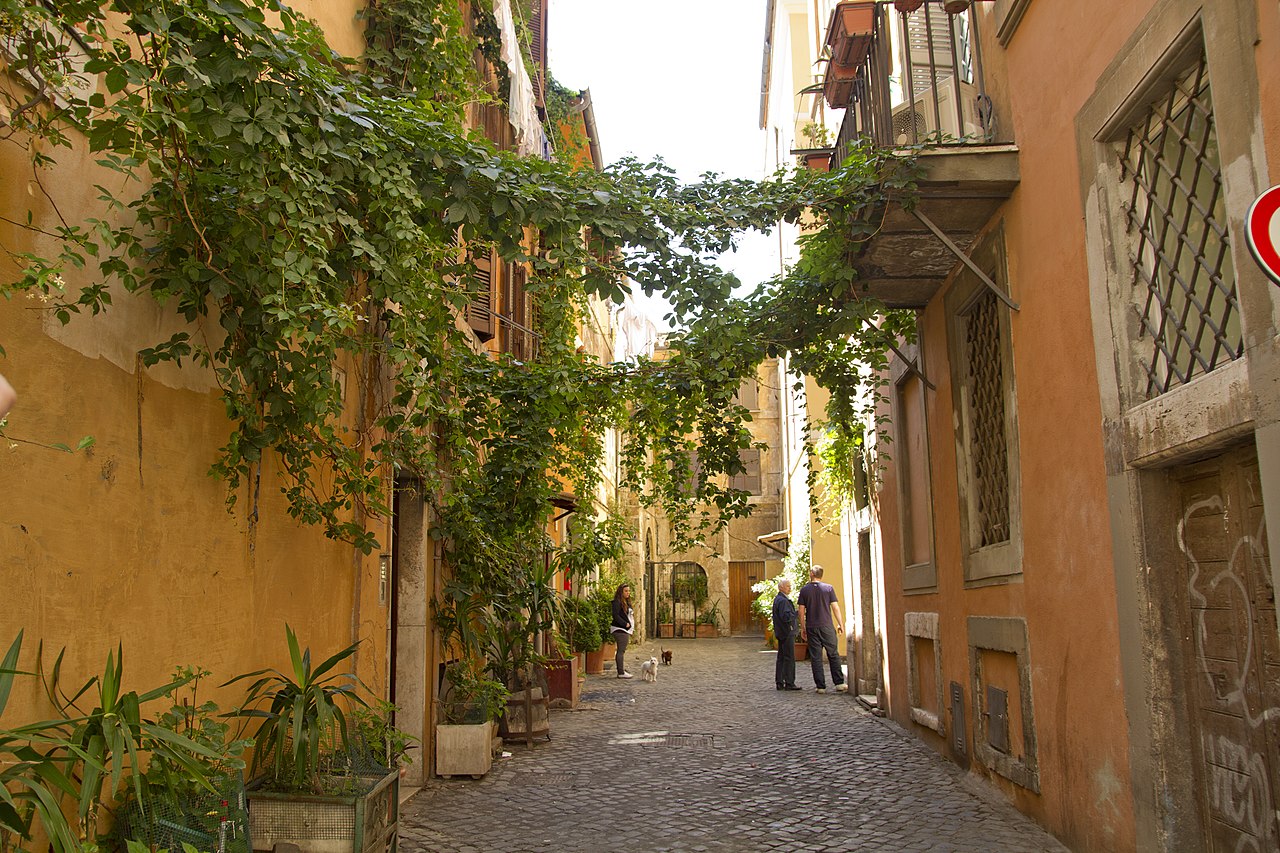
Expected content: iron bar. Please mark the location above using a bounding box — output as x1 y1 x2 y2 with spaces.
912 209 1020 311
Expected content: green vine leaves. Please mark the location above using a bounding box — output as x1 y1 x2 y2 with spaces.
0 0 920 563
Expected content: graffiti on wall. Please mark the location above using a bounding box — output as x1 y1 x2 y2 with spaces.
1178 493 1278 850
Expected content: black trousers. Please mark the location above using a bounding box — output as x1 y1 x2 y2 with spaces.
775 631 796 687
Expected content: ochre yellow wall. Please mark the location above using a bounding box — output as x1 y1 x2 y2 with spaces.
0 0 391 730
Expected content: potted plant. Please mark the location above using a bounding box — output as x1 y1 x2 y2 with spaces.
435 658 507 779
350 700 419 778
694 600 723 639
656 593 674 638
543 632 580 709
226 625 400 853
587 567 629 672
1 632 235 853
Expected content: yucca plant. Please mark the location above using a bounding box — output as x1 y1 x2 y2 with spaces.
0 631 83 853
1 633 224 853
224 626 366 794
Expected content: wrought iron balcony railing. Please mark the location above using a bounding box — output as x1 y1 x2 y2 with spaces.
828 1 999 168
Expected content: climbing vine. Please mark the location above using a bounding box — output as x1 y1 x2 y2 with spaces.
0 0 918 672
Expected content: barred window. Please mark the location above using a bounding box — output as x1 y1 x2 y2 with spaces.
1120 51 1241 398
961 291 1010 548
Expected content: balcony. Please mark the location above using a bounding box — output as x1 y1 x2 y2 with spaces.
824 1 1020 309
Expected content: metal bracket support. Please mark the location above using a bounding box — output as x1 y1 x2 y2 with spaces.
912 209 1020 312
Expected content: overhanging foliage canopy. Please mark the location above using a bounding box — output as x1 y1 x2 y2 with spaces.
0 0 918 569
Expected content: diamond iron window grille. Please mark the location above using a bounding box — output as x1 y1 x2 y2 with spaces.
963 291 1010 548
1120 51 1241 398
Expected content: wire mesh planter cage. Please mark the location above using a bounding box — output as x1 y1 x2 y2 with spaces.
245 741 399 853
115 766 251 853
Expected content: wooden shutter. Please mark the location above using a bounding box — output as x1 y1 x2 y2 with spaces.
731 448 761 494
468 251 495 341
528 0 548 108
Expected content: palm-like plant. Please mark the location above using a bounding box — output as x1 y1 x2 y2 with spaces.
224 626 366 794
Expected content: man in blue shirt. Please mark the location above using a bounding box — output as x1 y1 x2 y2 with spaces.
797 564 847 693
771 578 802 690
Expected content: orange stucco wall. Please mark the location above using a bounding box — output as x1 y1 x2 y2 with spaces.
0 1 391 733
1260 0 1280 181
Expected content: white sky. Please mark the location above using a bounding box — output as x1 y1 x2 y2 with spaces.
548 0 786 329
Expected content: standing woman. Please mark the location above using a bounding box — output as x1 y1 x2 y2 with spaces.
611 583 635 679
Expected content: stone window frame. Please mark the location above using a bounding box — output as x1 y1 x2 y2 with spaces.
968 616 1039 793
891 342 937 593
905 612 944 735
1076 1 1272 467
944 225 1023 585
992 0 1033 47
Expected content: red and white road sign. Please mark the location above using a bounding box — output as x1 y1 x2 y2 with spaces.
1246 185 1280 286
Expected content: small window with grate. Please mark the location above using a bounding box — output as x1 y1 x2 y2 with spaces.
961 291 1011 548
1119 50 1241 399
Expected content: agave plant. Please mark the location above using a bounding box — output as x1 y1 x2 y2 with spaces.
224 625 366 794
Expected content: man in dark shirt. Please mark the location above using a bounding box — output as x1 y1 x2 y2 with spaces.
798 564 847 693
771 578 801 690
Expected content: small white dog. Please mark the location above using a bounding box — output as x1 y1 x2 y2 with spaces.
639 655 659 683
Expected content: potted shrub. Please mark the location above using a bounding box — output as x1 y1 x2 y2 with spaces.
226 626 400 853
435 659 507 779
543 635 581 709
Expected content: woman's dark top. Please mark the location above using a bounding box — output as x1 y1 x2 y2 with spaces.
611 597 631 632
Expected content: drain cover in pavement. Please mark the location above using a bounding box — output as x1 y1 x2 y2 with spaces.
609 731 724 748
581 690 635 705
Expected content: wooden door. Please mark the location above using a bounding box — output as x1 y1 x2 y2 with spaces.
1175 448 1279 850
729 561 765 635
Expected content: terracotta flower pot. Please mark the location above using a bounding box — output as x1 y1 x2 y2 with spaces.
893 0 924 12
801 151 831 172
827 1 877 67
944 0 970 13
822 61 859 110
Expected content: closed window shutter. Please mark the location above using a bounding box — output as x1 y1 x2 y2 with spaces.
468 251 495 341
529 0 548 107
731 448 761 494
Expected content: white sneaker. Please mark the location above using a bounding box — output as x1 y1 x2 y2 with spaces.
815 687 827 694
617 672 633 679
836 684 849 693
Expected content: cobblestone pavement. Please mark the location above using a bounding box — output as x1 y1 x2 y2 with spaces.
399 638 1068 853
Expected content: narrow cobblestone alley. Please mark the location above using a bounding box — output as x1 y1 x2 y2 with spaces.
400 639 1067 852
